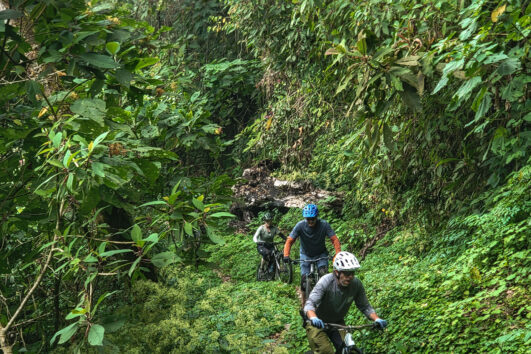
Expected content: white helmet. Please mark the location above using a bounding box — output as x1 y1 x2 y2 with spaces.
333 252 360 271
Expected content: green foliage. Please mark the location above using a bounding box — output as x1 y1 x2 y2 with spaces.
1 0 528 352
104 262 305 353
0 0 237 351
227 0 531 225
354 164 530 353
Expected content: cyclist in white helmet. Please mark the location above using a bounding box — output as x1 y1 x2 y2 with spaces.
303 251 387 353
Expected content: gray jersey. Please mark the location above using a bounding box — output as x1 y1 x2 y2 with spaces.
289 219 335 256
304 273 375 324
253 225 279 243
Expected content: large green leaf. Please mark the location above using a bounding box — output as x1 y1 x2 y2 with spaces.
106 41 120 55
184 222 194 236
135 160 161 183
151 251 180 268
209 212 236 218
398 84 421 112
454 76 482 101
192 198 205 211
115 69 133 87
131 224 142 242
80 53 119 69
501 75 530 102
497 58 521 76
71 98 106 126
467 92 492 127
0 9 23 20
50 322 79 345
88 324 105 346
206 227 225 245
134 57 159 71
100 249 133 257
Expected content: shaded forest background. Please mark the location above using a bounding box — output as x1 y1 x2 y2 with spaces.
0 0 529 352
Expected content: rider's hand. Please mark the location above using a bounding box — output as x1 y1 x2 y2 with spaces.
283 256 291 263
309 317 324 329
374 318 387 329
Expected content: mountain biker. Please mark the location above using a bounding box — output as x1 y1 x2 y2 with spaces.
304 251 388 354
253 212 286 273
283 204 341 294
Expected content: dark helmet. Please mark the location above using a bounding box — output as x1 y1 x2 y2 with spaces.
262 212 273 221
302 204 318 218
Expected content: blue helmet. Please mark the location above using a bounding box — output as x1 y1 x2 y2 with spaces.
302 204 319 218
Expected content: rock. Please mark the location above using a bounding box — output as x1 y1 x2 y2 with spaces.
230 165 343 227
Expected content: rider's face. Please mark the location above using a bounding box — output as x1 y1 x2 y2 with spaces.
305 217 317 227
337 271 354 287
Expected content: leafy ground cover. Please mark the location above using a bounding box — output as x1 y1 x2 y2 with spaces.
2 0 528 352
97 164 529 353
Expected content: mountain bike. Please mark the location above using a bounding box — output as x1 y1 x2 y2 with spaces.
307 322 380 354
293 256 331 301
256 242 293 283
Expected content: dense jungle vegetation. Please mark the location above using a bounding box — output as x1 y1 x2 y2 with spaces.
0 0 529 352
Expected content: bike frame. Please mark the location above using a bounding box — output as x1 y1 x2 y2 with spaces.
256 242 293 283
305 321 378 354
293 256 331 301
325 322 378 354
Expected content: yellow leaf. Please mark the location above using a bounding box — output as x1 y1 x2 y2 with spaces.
265 116 273 130
163 196 169 201
88 141 94 152
38 107 48 118
491 4 506 22
204 207 210 213
325 47 340 56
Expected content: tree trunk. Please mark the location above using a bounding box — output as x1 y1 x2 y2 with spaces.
0 328 13 354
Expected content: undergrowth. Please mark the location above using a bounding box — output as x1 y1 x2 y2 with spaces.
86 165 528 353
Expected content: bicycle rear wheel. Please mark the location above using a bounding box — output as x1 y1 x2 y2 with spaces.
256 260 269 281
304 275 313 301
275 256 293 284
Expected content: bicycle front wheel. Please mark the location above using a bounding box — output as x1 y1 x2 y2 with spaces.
275 256 293 284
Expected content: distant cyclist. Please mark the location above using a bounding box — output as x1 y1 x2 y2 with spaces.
283 204 341 294
253 212 286 272
304 251 388 353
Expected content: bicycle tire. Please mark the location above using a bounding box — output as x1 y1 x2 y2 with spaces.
275 255 293 284
256 261 269 281
304 274 313 300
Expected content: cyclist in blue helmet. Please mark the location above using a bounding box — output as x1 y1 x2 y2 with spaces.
283 204 342 296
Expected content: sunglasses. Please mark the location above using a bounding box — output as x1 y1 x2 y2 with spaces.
340 271 355 277
305 217 317 222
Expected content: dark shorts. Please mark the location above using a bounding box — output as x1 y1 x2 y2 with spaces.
257 243 274 259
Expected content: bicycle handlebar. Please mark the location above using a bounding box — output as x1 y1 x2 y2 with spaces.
292 256 332 264
304 321 379 331
325 322 378 330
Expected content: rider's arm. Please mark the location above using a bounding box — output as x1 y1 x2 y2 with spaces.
253 226 262 243
329 235 341 255
352 278 377 320
368 312 381 321
283 236 296 257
